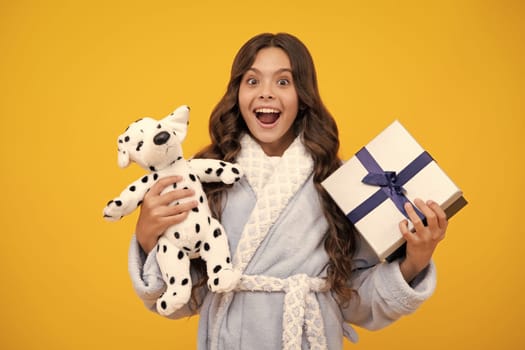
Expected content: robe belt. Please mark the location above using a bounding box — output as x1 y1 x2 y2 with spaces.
235 274 330 350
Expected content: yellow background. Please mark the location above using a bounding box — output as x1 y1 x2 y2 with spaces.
1 0 523 349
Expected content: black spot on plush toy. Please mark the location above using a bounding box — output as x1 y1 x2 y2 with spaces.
103 105 242 316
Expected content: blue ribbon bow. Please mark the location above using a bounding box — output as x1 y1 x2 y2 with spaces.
346 148 433 224
362 171 405 196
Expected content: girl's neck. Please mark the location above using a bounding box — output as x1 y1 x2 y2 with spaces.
253 131 296 157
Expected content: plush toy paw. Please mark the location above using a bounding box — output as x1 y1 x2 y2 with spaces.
207 268 241 293
156 285 192 316
218 165 243 185
103 199 126 221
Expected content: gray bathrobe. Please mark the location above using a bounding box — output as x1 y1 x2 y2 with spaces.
128 135 436 349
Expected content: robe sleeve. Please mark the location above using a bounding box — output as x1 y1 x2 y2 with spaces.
128 235 203 319
341 236 437 330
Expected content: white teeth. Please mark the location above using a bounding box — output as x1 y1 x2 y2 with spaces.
255 108 280 114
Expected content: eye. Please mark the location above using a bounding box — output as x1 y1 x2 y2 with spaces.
246 78 258 85
277 78 290 86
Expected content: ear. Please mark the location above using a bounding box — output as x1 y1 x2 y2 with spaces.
117 148 130 168
164 105 190 142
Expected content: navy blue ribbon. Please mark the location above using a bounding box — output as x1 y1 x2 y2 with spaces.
347 148 433 224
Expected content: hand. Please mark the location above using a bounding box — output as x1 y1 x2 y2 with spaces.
135 176 198 253
399 198 448 283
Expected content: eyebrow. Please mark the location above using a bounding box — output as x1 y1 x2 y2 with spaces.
246 67 293 75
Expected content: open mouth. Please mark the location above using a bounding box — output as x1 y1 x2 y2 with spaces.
255 108 280 125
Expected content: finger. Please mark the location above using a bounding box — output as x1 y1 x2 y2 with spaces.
158 188 196 206
413 198 438 231
399 220 414 241
427 200 448 235
404 201 426 232
147 176 183 197
163 200 199 217
162 210 191 227
399 219 419 245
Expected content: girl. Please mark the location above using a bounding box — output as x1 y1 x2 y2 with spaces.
129 33 447 349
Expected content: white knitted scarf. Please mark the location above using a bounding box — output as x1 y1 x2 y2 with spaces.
210 135 329 350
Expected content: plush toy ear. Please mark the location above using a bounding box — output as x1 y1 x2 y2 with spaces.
164 105 190 142
117 148 130 168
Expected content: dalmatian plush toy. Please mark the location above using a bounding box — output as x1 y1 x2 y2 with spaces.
103 105 242 316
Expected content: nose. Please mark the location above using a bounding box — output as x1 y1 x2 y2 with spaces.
154 131 170 145
259 82 274 100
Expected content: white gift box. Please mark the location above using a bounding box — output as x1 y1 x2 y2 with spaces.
322 120 467 261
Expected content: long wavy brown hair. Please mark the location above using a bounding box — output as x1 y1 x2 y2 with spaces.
191 32 359 307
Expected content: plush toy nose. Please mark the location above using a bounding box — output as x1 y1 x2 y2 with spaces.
154 131 170 145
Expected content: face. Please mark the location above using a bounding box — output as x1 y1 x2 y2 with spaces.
238 47 299 156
